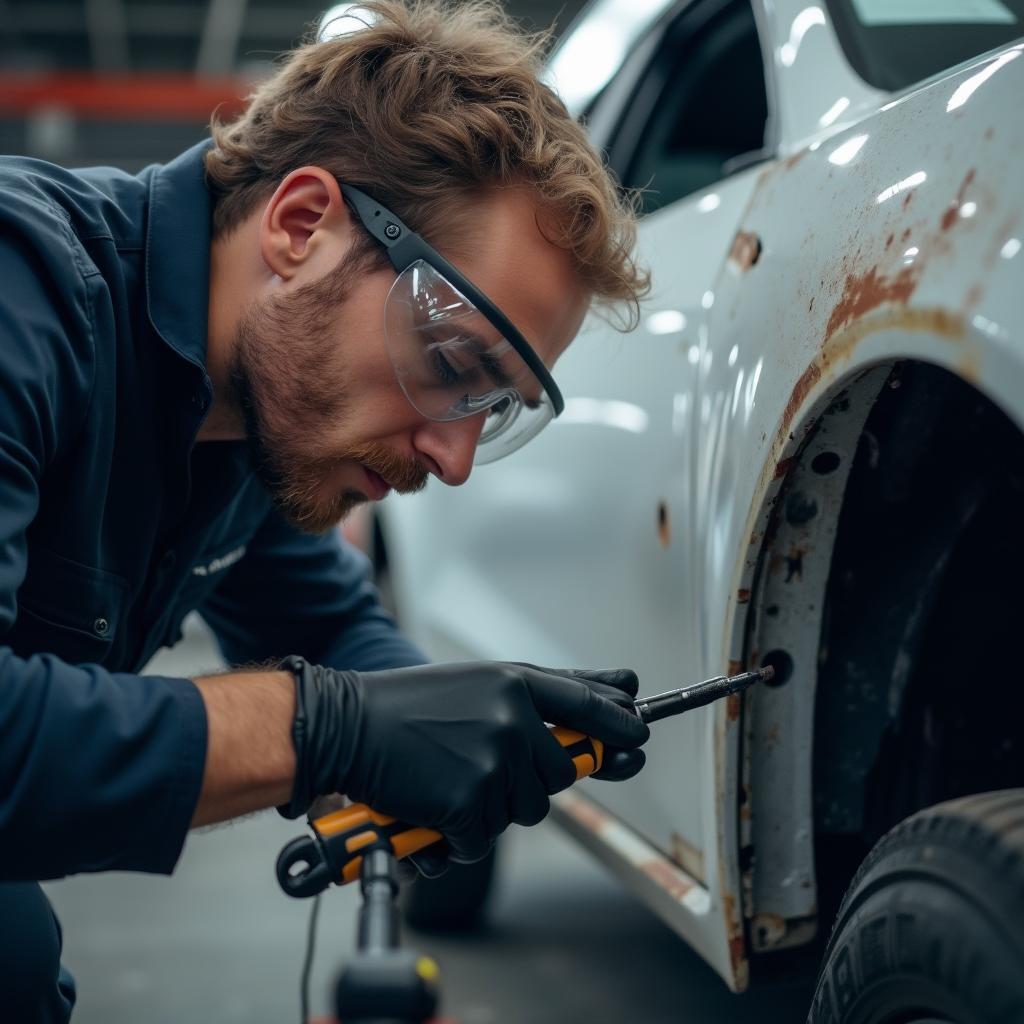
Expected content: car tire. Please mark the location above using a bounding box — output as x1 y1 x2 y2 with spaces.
400 846 498 932
809 789 1024 1024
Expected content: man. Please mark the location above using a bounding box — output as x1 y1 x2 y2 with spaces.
0 0 650 1019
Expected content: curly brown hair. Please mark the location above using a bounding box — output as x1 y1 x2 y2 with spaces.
204 0 648 327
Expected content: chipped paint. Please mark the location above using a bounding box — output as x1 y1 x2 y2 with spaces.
640 858 696 902
729 231 762 271
940 168 976 232
657 500 671 549
670 831 706 882
737 588 751 604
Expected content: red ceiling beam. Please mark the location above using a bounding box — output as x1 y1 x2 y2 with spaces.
0 73 256 119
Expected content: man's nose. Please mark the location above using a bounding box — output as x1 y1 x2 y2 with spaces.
413 414 487 486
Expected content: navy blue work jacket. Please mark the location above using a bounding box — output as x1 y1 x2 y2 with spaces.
0 141 425 881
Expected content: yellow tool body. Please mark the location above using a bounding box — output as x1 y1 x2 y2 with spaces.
277 727 602 897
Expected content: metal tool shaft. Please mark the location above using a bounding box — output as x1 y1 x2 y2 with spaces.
633 667 774 724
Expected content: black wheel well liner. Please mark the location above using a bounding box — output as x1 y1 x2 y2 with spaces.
811 361 1024 893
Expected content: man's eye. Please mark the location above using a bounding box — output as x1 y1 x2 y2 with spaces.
428 347 460 386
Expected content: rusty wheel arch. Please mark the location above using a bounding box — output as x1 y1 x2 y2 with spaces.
735 357 1024 962
811 361 1024 924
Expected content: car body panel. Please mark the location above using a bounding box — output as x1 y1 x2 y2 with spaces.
379 0 1024 993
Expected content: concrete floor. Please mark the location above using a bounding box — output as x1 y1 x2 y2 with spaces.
44 618 815 1023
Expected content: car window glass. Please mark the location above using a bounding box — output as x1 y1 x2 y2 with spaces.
617 0 768 215
826 0 1023 92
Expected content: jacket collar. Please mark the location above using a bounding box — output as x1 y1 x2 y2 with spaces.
144 140 216 381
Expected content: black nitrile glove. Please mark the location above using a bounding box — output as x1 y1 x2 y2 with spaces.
280 658 650 865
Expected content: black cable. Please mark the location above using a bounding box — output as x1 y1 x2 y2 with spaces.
300 893 322 1024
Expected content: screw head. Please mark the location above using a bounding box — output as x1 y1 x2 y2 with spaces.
384 223 401 240
94 617 109 636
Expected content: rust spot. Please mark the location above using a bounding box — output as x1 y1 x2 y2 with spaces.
785 546 805 582
670 832 705 882
722 892 746 978
657 501 671 549
737 588 751 604
726 693 742 722
640 858 695 902
780 362 823 439
825 307 965 369
727 659 744 677
768 552 784 576
753 913 787 948
782 149 805 172
824 265 917 343
902 191 914 210
765 722 781 751
773 456 794 480
901 227 912 243
885 233 894 248
940 168 976 232
729 230 762 271
563 795 609 833
963 283 983 309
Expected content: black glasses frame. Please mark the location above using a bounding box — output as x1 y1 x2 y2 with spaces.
338 182 565 417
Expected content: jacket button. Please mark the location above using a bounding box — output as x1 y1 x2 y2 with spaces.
93 617 110 636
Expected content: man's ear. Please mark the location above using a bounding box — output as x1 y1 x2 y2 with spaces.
258 167 352 281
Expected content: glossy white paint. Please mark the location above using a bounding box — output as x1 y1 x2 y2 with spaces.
379 0 1024 994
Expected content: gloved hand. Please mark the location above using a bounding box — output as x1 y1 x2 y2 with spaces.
280 658 650 865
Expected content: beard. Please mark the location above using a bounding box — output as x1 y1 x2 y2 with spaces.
228 248 428 534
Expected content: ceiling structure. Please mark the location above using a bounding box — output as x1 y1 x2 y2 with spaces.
0 0 587 167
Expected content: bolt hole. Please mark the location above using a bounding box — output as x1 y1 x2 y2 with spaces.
761 649 793 686
766 605 780 618
811 451 841 475
784 491 818 525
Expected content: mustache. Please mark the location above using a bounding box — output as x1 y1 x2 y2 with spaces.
346 443 429 495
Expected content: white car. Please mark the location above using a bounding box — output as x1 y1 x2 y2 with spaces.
381 0 1024 1017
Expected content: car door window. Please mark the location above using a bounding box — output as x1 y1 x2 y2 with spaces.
612 0 769 215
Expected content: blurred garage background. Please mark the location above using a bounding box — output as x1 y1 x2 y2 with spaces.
2 1 813 1020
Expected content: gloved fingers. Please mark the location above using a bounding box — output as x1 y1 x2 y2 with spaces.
508 772 552 826
591 747 646 781
511 664 640 701
531 723 581 794
407 842 451 880
520 665 650 749
559 667 640 700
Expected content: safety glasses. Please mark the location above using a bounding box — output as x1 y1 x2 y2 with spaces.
339 183 565 464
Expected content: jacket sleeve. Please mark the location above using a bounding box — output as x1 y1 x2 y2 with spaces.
0 196 208 881
199 507 429 672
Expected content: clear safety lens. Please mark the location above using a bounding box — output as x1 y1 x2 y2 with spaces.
384 260 556 464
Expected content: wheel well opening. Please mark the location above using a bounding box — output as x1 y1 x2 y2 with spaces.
813 361 1024 919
